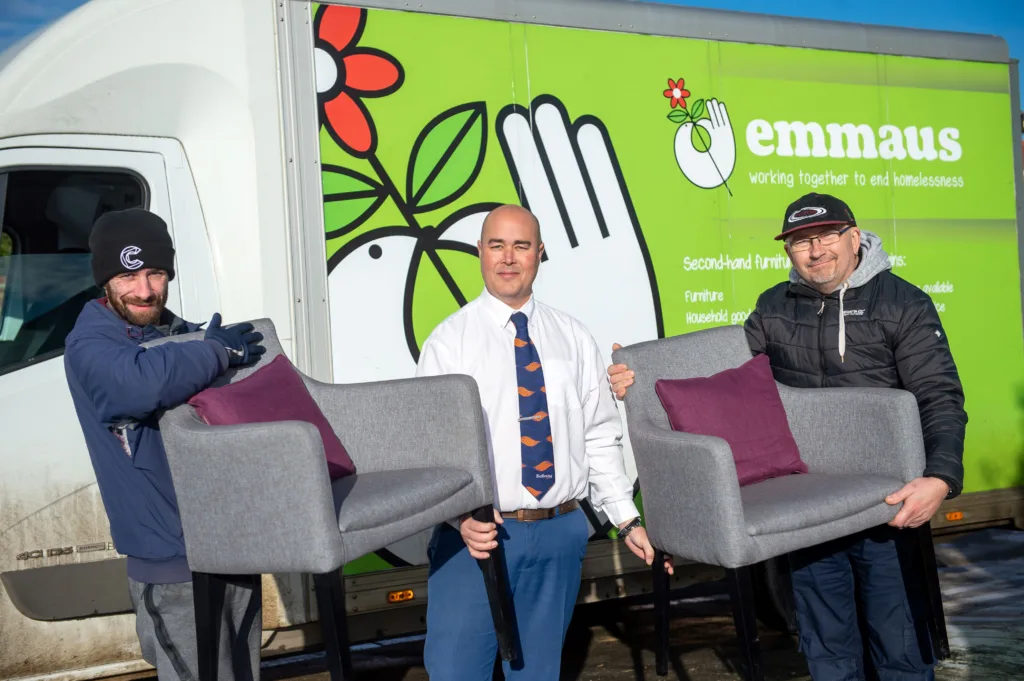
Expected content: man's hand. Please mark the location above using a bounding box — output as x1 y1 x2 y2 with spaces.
886 477 950 529
204 313 265 367
607 343 634 400
620 519 673 574
459 508 504 559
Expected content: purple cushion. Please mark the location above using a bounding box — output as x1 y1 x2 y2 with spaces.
654 353 807 487
188 354 356 480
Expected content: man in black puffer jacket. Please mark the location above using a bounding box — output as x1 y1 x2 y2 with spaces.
746 193 966 497
743 192 966 680
608 192 965 681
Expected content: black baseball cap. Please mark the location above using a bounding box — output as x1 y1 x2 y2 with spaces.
777 192 856 241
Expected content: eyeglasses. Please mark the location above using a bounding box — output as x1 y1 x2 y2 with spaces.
786 225 854 252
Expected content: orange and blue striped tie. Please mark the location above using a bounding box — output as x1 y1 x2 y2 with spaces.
511 312 554 499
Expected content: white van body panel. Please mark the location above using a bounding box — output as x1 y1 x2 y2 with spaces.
0 0 297 355
0 2 314 677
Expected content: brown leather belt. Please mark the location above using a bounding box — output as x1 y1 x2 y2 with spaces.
500 500 579 522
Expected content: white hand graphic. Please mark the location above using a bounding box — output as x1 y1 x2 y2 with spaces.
674 98 735 190
498 98 662 353
496 96 663 516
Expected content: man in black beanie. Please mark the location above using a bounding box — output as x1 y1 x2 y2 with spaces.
64 207 266 681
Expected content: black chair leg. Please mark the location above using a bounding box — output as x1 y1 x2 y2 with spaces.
916 522 950 661
234 575 263 681
473 505 519 663
314 570 353 681
652 548 671 677
726 566 764 681
193 571 227 681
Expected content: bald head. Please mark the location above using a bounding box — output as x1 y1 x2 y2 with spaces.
477 204 544 309
480 204 541 243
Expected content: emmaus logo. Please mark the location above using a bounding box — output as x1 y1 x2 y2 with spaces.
745 120 962 162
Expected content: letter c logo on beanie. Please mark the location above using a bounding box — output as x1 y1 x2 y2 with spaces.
120 245 143 270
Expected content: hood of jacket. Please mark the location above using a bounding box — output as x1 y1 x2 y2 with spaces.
786 230 892 364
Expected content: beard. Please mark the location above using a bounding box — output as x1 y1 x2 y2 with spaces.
802 258 838 286
105 286 168 327
807 270 836 285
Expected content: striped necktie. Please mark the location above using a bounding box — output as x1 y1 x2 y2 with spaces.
511 312 555 499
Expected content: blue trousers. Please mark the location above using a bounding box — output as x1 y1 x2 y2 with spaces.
790 526 935 681
423 508 589 681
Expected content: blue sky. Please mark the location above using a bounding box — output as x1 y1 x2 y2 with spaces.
0 0 87 51
1 0 1021 100
653 0 1024 95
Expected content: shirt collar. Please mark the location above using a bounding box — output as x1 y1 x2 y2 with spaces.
480 287 535 328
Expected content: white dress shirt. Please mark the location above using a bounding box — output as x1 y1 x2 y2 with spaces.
416 288 640 527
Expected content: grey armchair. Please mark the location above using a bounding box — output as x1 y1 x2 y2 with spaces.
147 319 515 681
614 325 946 681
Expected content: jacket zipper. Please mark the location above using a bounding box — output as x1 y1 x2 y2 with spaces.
113 425 133 458
817 296 827 387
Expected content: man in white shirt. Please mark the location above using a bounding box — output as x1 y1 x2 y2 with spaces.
416 204 668 680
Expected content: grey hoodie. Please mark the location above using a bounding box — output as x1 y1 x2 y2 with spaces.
787 230 893 362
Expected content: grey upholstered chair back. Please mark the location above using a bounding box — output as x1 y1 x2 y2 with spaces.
145 318 495 575
145 319 346 574
145 317 286 387
145 318 291 437
146 318 291 474
617 325 753 430
613 324 926 569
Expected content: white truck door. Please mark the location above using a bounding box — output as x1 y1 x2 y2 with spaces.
0 137 203 679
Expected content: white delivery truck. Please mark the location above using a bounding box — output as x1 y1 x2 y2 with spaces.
1 1 1021 679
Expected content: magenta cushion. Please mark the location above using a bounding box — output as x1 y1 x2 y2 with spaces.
654 353 807 487
188 354 356 480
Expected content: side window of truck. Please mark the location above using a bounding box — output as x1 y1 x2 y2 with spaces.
0 169 145 375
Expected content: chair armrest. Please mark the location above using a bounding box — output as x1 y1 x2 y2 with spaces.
160 407 345 575
628 419 749 567
304 374 490 473
304 374 494 507
779 385 925 483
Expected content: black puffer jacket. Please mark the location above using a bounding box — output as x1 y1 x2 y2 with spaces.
744 232 967 497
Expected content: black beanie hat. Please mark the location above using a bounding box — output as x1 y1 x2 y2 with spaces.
89 208 176 287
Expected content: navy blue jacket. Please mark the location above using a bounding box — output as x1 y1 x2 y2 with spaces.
64 299 228 584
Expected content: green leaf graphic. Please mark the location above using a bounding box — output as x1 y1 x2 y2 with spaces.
667 109 690 123
690 98 706 120
691 125 713 153
407 102 487 213
322 166 385 237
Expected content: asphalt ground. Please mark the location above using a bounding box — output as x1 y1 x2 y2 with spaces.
122 528 1024 680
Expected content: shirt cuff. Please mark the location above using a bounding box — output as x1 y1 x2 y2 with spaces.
600 499 640 528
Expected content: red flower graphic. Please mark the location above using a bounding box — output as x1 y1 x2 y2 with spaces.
314 6 404 157
663 78 691 109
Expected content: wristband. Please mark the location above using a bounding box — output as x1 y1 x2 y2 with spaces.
618 517 642 540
